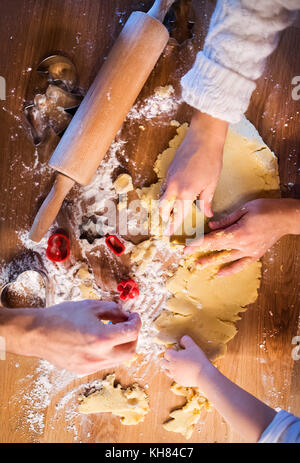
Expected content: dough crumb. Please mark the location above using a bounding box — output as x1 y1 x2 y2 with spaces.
113 173 134 194
154 84 175 99
76 265 98 299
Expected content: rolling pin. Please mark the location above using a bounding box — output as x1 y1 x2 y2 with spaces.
29 0 175 242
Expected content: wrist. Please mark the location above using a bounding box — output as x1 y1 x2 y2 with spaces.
190 110 228 147
281 199 300 236
195 360 218 390
0 307 43 357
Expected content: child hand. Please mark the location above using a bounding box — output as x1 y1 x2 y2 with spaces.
160 111 228 233
162 335 213 387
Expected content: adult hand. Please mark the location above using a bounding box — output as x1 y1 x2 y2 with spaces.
160 110 228 235
162 335 212 387
185 198 300 277
1 300 141 375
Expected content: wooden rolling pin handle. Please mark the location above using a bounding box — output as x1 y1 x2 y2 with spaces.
148 0 176 22
29 174 75 242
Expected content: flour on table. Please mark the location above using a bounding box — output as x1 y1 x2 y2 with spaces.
127 85 181 123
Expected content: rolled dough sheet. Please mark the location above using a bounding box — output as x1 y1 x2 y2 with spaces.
132 118 279 438
79 374 149 425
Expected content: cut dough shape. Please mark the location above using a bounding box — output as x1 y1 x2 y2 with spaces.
132 119 279 438
163 383 210 440
79 374 149 425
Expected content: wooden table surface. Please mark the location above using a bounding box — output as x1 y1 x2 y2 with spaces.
0 0 299 443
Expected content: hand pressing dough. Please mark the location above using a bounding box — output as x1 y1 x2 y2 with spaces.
132 118 279 438
163 383 210 440
79 374 149 425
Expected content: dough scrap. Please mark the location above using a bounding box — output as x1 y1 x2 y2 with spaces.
79 374 149 425
163 383 210 440
76 266 98 299
113 173 134 194
132 119 279 438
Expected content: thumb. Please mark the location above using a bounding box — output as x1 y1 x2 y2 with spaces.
209 207 247 230
199 187 215 218
93 302 128 323
180 335 196 349
159 183 177 221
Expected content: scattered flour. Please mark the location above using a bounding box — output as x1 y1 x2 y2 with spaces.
127 85 181 122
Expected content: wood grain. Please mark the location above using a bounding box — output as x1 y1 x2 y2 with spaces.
0 0 299 443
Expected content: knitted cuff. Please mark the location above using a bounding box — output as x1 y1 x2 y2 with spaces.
181 52 257 124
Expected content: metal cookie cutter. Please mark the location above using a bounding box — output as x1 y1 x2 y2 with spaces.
0 269 50 309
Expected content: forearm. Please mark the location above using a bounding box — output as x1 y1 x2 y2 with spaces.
197 364 276 442
182 0 297 123
0 308 39 357
190 110 228 145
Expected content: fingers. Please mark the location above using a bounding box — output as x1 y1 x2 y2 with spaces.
180 335 196 349
105 312 141 344
196 249 242 267
92 301 129 323
165 200 193 236
218 257 255 277
159 183 177 222
184 229 236 255
199 186 215 218
112 339 138 358
209 207 247 230
164 348 178 362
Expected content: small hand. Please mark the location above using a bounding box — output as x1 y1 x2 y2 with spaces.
160 111 228 236
184 198 297 276
30 300 141 375
162 335 212 387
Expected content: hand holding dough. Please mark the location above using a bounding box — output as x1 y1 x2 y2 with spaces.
186 198 296 276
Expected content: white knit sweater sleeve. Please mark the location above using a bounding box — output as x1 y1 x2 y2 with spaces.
181 0 299 123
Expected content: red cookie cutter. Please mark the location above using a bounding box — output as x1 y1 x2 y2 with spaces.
105 235 125 256
117 279 139 301
46 233 70 263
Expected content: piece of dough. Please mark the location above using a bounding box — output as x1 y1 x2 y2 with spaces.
76 266 98 299
113 173 134 194
79 374 149 425
132 119 279 438
163 383 210 440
